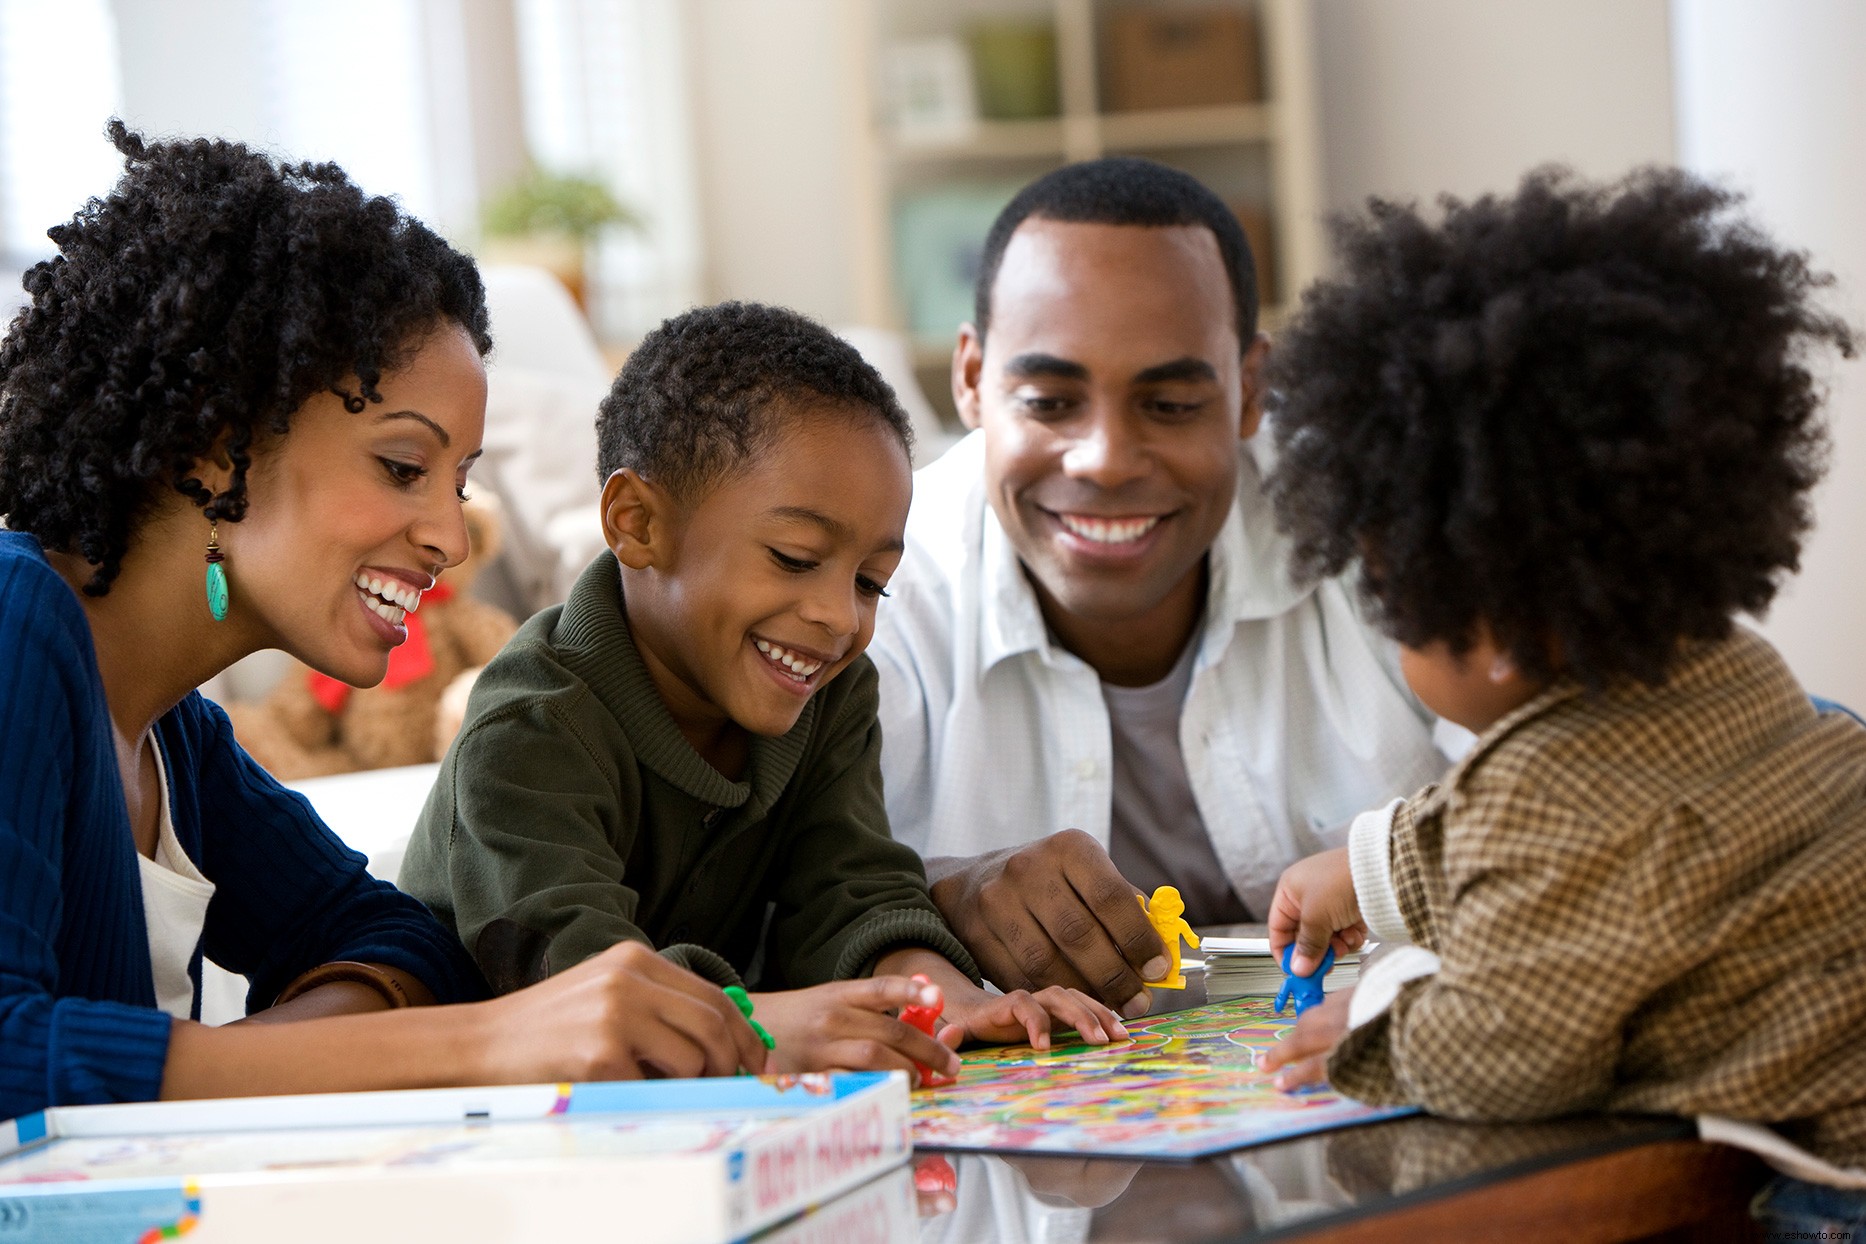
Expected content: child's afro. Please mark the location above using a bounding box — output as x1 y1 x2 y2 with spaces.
596 300 911 499
0 121 491 595
1266 166 1855 690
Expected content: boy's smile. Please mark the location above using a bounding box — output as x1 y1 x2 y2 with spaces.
751 635 837 692
605 410 911 767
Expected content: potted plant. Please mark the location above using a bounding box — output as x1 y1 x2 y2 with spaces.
479 170 639 311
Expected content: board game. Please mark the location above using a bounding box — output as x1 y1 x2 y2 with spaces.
0 1074 909 1244
911 997 1413 1160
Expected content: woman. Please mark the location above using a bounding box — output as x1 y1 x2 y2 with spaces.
0 124 767 1119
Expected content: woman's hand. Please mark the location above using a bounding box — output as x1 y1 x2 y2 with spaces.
474 941 770 1082
1259 988 1352 1090
750 978 964 1084
1266 847 1367 977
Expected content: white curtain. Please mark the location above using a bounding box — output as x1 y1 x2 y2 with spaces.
0 0 122 274
514 0 704 337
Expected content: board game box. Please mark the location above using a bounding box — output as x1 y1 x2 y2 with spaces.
0 1073 909 1244
911 996 1414 1159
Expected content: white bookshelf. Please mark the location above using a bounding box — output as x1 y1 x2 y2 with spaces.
840 0 1325 412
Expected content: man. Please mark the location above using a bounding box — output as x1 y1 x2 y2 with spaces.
872 159 1454 1018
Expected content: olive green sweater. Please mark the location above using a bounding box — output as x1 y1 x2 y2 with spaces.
400 554 978 993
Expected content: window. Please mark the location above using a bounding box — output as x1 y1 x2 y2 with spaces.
515 0 704 335
0 0 122 268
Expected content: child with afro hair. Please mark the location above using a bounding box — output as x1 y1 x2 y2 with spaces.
1257 167 1866 1230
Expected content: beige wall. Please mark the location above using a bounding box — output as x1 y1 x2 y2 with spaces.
683 1 1681 321
1313 0 1676 217
686 0 865 326
1674 0 1866 707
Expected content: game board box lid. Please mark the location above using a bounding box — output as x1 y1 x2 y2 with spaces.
0 1072 909 1244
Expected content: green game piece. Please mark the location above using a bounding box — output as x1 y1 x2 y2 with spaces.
723 985 776 1050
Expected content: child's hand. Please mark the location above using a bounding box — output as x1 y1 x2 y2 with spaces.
750 978 964 1085
1259 988 1352 1091
1267 847 1366 977
939 980 1128 1050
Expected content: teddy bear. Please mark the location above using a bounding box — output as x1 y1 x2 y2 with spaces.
227 496 521 779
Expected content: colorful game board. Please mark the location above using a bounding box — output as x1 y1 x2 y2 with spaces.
910 997 1414 1160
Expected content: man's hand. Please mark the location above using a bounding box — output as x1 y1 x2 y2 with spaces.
1259 988 1352 1091
1265 847 1366 977
927 830 1166 1018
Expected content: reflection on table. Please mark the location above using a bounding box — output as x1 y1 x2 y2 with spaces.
912 1114 1748 1243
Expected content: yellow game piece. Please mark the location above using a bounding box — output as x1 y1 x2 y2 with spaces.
1136 885 1200 989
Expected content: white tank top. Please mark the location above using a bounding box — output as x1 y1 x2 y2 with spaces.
135 745 216 1020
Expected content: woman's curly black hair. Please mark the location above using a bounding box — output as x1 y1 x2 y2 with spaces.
1266 166 1855 691
0 121 492 594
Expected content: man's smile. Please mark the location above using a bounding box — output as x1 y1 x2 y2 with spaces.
1053 513 1163 545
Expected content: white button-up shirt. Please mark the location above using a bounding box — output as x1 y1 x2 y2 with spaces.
872 430 1455 916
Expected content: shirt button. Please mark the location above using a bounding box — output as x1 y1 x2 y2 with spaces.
1076 759 1098 779
671 925 691 942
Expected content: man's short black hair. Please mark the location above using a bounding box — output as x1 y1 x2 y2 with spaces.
596 301 912 500
1265 165 1855 691
0 121 491 595
973 156 1259 346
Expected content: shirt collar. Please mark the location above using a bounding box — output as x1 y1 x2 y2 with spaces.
1413 628 1788 819
978 435 1314 676
1415 677 1586 819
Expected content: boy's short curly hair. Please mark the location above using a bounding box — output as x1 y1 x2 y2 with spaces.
596 300 911 499
1266 166 1855 690
0 121 491 594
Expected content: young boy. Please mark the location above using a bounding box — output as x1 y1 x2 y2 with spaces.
1253 169 1866 1228
402 302 1123 1082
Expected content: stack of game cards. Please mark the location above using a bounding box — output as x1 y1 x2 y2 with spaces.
1199 936 1365 1002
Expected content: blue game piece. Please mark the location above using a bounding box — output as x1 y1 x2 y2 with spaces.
1275 945 1336 1016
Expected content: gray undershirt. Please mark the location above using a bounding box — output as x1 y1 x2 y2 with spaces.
1103 633 1253 926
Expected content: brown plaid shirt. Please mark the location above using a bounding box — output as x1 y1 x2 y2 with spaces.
1329 627 1866 1169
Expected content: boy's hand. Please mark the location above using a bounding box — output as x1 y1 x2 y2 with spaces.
750 978 964 1085
938 980 1128 1050
479 941 770 1081
1267 847 1367 977
871 947 1127 1051
1259 988 1352 1091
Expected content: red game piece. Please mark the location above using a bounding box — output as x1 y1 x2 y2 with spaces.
902 973 957 1088
913 1153 958 1196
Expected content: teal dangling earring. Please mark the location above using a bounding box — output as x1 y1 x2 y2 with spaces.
204 518 229 621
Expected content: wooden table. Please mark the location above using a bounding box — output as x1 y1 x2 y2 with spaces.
916 1115 1765 1242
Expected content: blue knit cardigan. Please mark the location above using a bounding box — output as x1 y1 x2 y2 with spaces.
0 532 485 1119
